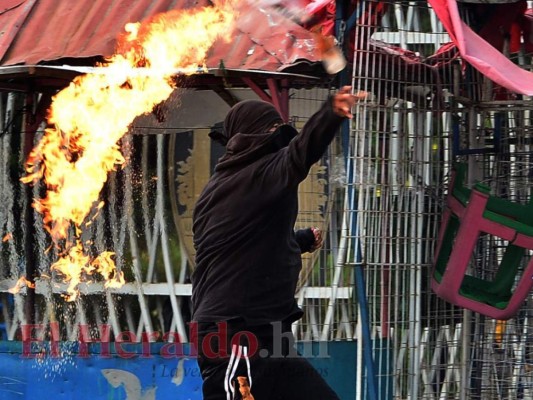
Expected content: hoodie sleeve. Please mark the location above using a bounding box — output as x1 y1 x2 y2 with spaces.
257 96 346 193
288 96 345 178
265 96 345 187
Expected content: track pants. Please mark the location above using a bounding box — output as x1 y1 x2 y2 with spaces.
195 321 340 400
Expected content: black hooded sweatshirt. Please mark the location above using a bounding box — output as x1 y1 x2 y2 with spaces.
191 97 344 326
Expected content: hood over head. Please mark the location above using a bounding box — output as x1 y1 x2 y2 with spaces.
211 100 297 171
209 99 283 146
224 99 283 140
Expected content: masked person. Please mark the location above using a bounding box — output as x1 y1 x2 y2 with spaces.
192 86 362 400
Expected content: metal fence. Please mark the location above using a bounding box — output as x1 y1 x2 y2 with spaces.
351 1 533 399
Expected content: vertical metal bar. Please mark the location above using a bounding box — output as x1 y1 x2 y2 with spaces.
22 93 36 325
156 134 187 342
354 264 379 400
350 100 378 400
130 226 155 339
320 182 348 340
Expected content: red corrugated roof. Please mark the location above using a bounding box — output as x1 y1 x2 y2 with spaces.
0 0 322 73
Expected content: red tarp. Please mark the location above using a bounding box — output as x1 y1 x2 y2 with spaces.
428 0 533 95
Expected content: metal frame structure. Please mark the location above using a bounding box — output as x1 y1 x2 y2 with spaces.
349 1 533 399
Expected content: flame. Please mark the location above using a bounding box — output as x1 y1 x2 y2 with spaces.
2 233 12 242
8 277 35 294
21 1 238 300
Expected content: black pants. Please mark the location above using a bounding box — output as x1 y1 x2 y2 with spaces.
195 321 340 400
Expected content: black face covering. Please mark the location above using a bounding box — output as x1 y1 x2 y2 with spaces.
209 100 283 146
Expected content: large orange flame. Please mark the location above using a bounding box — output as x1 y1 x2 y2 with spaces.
21 2 237 301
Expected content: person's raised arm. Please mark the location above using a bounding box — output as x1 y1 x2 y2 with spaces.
285 86 365 182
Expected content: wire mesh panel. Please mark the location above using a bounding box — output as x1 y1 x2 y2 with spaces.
351 1 460 398
351 1 533 399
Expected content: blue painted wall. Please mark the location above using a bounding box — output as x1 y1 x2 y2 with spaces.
0 341 356 399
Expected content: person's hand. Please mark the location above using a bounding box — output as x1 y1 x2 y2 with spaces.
309 227 323 253
332 86 367 119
